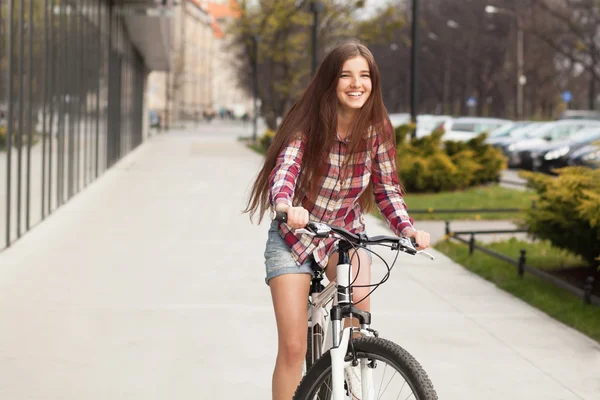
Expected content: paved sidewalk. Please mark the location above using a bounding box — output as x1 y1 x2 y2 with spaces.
0 125 598 399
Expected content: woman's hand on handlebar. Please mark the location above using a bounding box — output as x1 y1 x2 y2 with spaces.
274 204 309 229
404 229 431 250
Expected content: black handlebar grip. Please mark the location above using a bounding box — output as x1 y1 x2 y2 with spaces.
274 211 288 223
411 238 419 248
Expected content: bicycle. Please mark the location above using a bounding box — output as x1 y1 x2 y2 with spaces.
271 211 439 400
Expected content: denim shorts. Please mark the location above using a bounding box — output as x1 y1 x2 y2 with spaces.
264 221 317 285
263 221 372 285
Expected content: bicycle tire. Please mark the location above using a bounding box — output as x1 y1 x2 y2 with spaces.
305 326 332 400
306 327 313 370
294 336 438 400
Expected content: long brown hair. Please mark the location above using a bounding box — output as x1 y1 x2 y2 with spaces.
245 40 395 222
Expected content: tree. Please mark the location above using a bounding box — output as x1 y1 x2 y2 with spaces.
227 0 373 130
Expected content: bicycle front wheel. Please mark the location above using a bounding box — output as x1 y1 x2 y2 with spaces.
294 336 438 400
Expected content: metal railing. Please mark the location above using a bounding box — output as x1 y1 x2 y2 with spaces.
445 221 599 306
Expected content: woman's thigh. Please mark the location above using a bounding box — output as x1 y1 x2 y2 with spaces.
269 274 312 346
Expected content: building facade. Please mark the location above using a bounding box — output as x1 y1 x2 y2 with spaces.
147 0 252 125
0 0 173 250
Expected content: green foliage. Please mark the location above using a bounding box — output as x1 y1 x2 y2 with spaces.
395 125 506 192
0 126 41 151
357 5 405 44
259 129 276 150
0 126 6 150
520 167 600 267
231 1 396 129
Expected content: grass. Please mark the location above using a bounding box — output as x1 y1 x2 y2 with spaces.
403 184 536 221
435 238 600 343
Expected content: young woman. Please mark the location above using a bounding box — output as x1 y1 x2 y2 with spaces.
245 41 431 400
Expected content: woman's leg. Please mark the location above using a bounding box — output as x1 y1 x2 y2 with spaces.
269 273 312 400
325 248 372 321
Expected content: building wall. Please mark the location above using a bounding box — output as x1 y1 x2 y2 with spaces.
147 0 253 124
148 0 213 125
0 0 151 250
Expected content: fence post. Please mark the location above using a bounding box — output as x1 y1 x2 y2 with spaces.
445 220 450 237
469 233 475 255
583 275 594 305
518 249 526 277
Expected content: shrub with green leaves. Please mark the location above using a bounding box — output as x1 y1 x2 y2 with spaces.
395 125 505 192
0 126 6 150
520 167 600 267
259 129 275 151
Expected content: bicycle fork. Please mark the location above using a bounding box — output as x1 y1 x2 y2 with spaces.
330 258 374 400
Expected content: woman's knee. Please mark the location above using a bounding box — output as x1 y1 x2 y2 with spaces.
277 335 307 365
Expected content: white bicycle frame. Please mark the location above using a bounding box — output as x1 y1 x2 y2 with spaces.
307 261 375 400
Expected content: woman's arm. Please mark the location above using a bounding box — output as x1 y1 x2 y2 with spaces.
269 135 309 228
371 133 416 237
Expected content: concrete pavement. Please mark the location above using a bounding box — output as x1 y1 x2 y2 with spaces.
0 124 598 399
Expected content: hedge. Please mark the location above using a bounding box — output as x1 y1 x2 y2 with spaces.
520 167 600 267
395 125 506 192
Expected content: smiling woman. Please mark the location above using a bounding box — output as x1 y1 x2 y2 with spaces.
244 40 432 400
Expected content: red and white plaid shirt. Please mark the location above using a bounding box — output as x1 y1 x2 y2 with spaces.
269 129 415 268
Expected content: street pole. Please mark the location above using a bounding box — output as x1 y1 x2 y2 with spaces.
516 18 524 120
310 1 324 76
410 0 419 139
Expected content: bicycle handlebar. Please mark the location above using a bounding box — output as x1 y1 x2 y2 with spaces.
271 210 435 260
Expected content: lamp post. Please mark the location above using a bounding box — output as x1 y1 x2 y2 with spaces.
485 5 524 120
409 0 419 139
310 1 325 76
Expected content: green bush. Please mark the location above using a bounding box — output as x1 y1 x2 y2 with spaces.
0 126 40 151
259 129 275 151
394 124 506 192
0 126 6 149
520 167 600 267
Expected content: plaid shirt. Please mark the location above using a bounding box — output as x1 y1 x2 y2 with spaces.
269 129 415 268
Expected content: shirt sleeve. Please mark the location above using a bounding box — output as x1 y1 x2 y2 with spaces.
371 133 416 236
269 135 305 207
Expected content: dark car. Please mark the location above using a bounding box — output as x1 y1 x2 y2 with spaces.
530 128 600 173
567 141 600 169
502 119 600 168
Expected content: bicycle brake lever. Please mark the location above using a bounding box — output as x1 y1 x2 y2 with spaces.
295 228 316 237
417 250 436 261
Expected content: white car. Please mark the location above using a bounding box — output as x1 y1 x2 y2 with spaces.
389 113 411 128
437 117 512 142
415 115 452 138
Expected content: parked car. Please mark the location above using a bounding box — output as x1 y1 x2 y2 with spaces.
567 141 600 169
501 119 600 168
415 115 452 138
487 122 548 150
530 127 600 173
486 121 534 140
389 113 410 128
436 117 512 142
